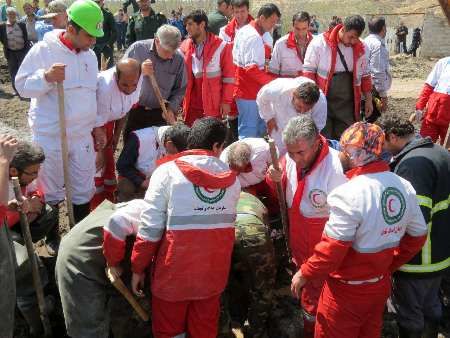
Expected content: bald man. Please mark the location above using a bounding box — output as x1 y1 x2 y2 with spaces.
91 58 147 209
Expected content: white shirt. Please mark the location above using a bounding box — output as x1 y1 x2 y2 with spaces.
256 77 327 155
220 138 271 188
425 57 450 95
335 42 353 72
364 34 391 96
233 23 267 70
96 67 142 126
15 30 98 139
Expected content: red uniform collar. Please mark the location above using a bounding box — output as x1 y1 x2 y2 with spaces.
156 149 214 167
345 160 390 179
59 32 80 53
293 135 330 180
174 149 237 189
286 31 313 49
324 24 365 58
224 14 253 40
249 20 264 36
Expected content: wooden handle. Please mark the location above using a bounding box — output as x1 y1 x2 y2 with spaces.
269 139 280 171
444 123 450 150
268 139 291 261
106 269 149 322
57 82 75 228
100 55 110 71
408 112 416 123
12 178 53 337
149 74 172 124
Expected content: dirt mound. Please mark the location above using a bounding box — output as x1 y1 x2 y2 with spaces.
390 54 436 79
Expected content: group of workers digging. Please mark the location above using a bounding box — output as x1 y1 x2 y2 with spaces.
0 0 449 338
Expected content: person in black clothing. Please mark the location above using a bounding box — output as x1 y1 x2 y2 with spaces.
395 21 408 53
94 0 117 69
116 123 190 202
408 27 422 57
377 113 450 338
0 8 30 94
125 0 166 46
115 8 127 51
122 0 139 14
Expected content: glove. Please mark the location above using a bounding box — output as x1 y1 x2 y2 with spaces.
414 110 423 123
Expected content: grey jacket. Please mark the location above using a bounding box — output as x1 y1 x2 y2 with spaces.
364 34 391 97
124 39 187 112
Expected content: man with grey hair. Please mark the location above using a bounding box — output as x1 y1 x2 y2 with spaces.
257 76 327 155
34 0 68 41
220 138 271 191
0 6 30 93
266 114 347 337
0 0 14 23
123 24 187 139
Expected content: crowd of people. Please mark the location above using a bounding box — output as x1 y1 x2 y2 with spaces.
0 0 449 337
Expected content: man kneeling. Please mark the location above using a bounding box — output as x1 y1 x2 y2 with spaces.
116 122 190 202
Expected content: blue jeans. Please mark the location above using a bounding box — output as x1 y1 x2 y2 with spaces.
236 99 266 139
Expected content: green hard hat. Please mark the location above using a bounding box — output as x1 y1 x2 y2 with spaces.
67 0 104 38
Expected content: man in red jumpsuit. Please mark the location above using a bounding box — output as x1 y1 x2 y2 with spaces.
180 9 235 127
291 122 428 338
266 114 347 336
130 118 241 338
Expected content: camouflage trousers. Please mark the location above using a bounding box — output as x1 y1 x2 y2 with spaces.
218 215 277 338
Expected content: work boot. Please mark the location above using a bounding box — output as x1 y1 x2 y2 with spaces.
45 204 60 256
73 203 91 224
423 321 439 338
398 325 422 338
22 296 55 337
302 314 315 338
21 306 43 337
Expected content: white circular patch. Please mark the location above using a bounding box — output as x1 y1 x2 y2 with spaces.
308 189 327 209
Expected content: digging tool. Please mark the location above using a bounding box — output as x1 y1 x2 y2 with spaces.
12 177 53 337
149 74 175 124
444 123 450 150
268 139 291 261
105 268 149 321
100 55 110 71
57 82 75 227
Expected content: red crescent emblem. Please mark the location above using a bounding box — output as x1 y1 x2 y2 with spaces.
388 198 395 213
204 187 215 193
312 193 321 205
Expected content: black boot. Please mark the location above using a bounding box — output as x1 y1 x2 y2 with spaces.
73 203 91 224
21 305 43 337
44 204 60 256
423 321 439 338
398 325 422 338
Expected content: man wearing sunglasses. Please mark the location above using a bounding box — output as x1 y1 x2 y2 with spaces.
6 141 58 336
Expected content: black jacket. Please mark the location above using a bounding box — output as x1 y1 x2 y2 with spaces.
391 136 450 277
0 21 30 59
116 133 145 188
95 7 117 48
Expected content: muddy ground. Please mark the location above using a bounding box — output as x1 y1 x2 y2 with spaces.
1 52 449 338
